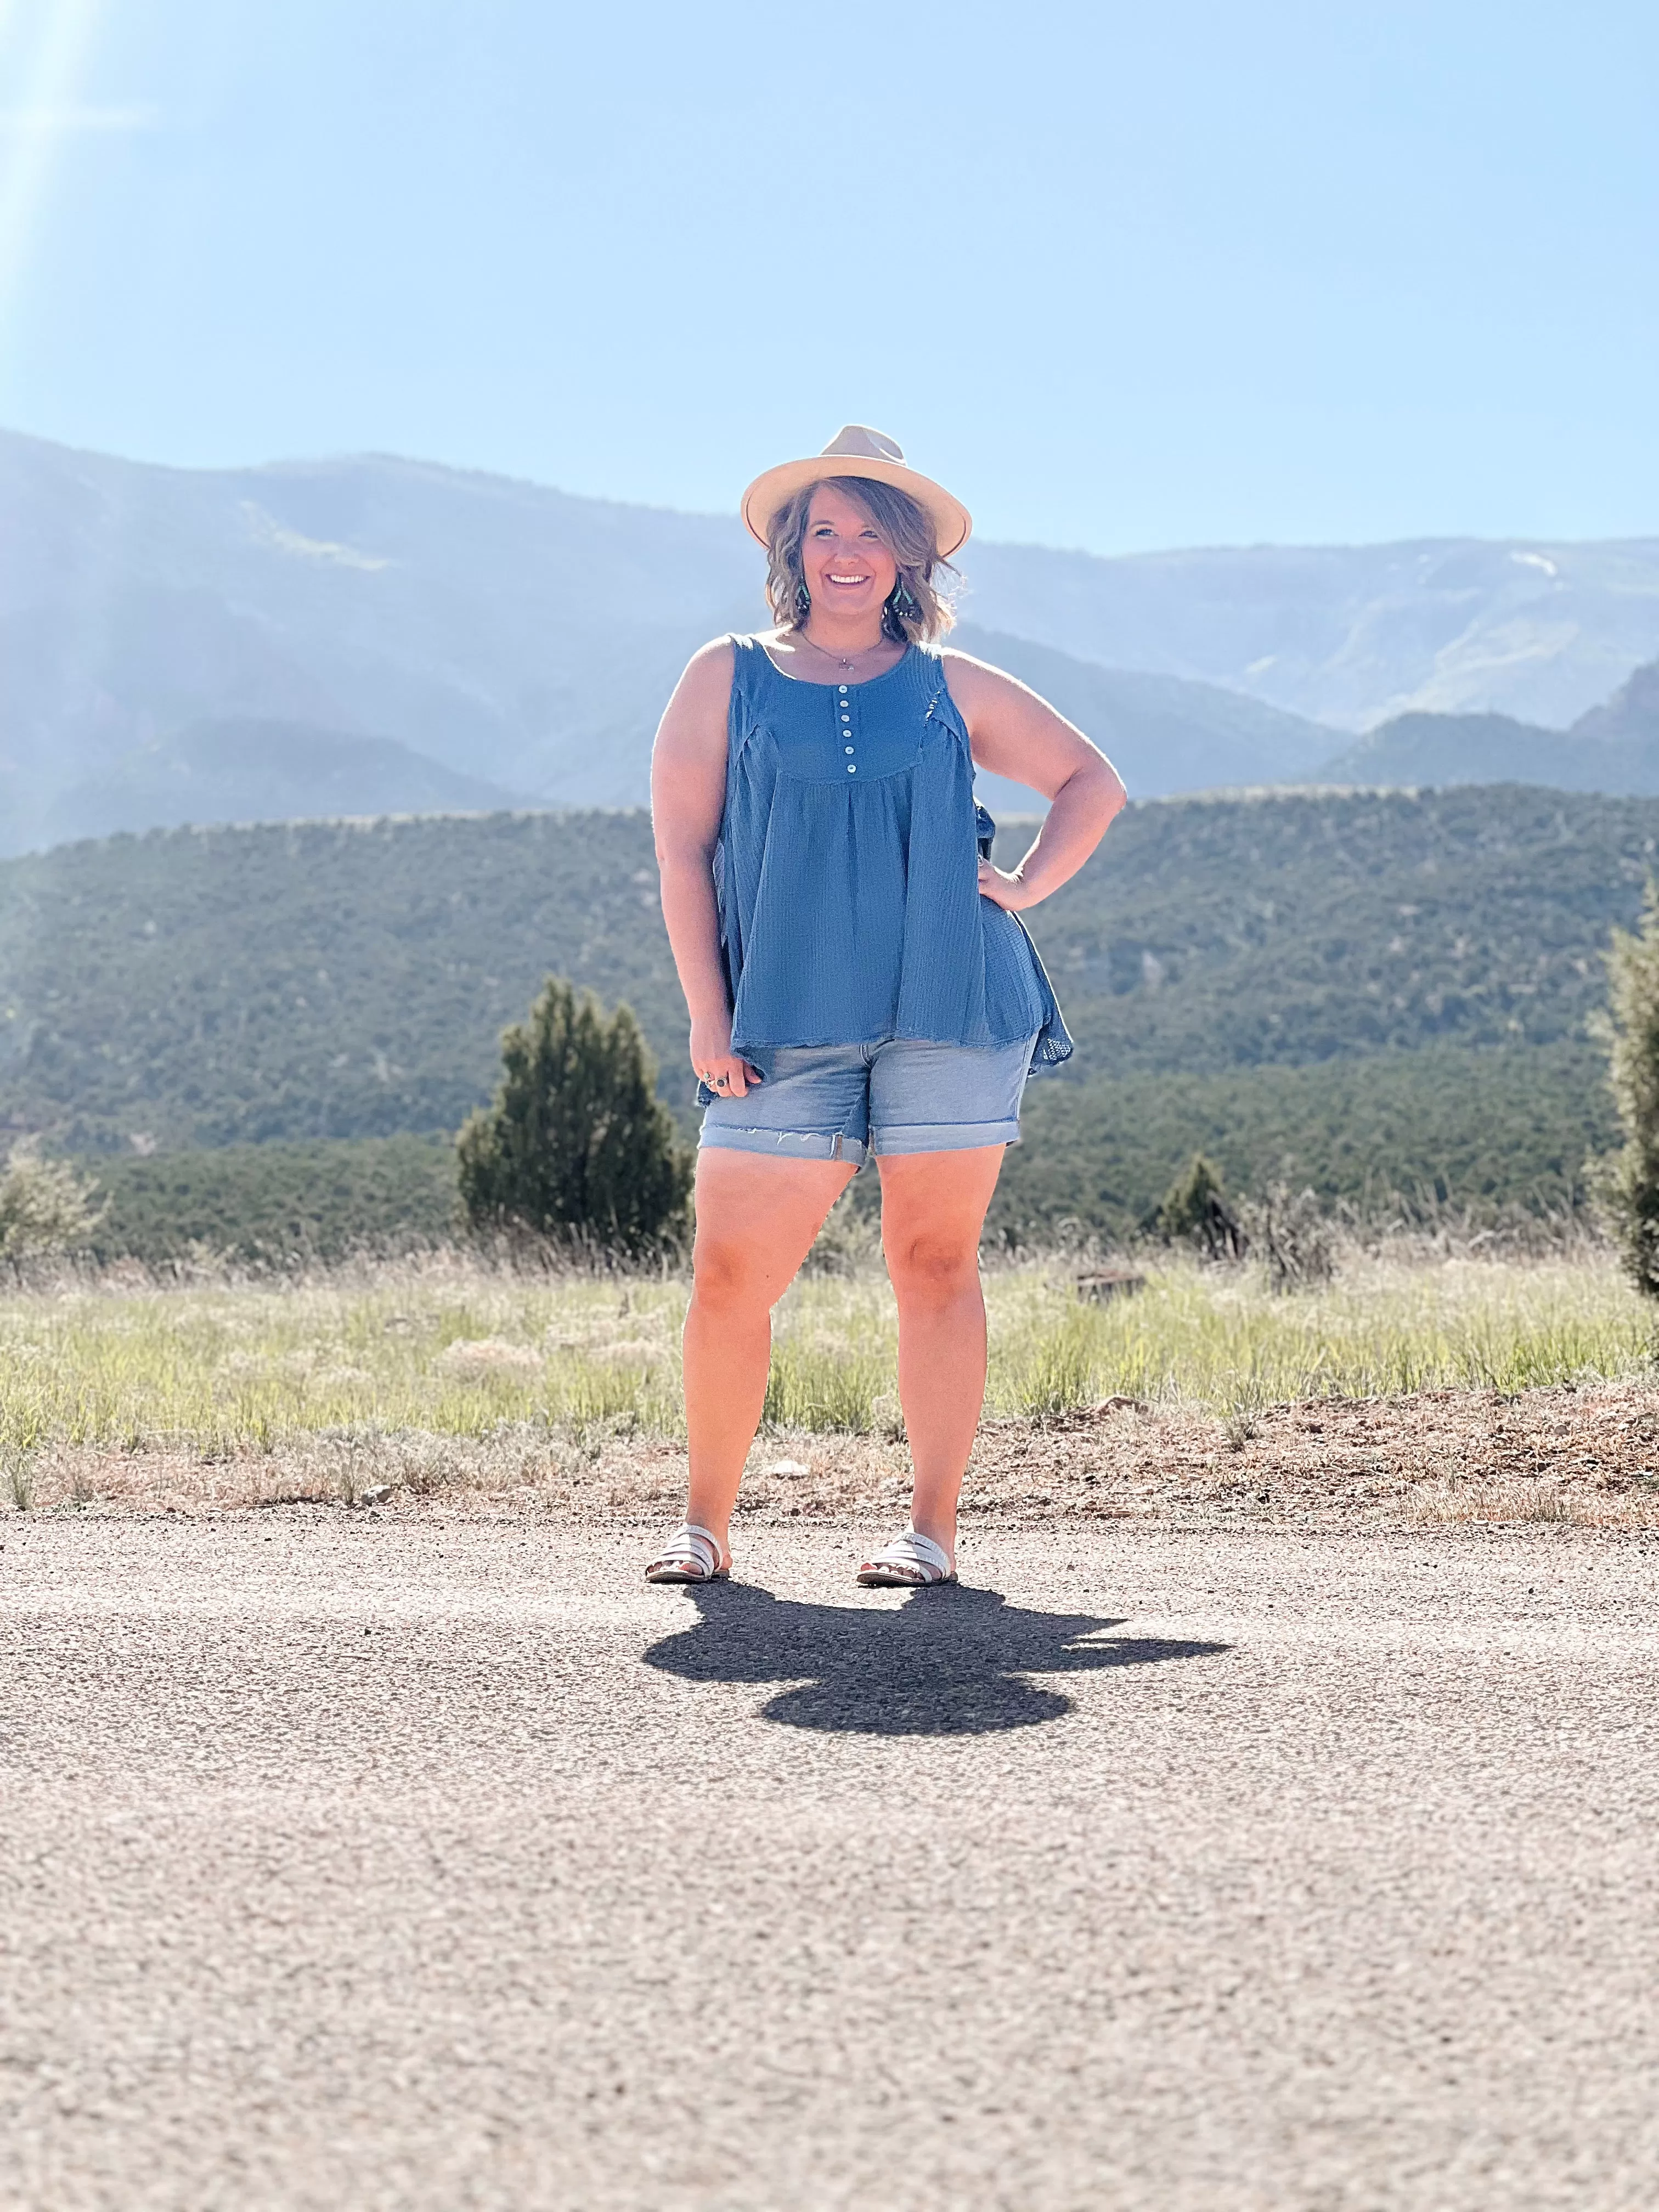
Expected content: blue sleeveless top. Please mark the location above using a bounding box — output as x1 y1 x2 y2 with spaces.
711 636 1073 1080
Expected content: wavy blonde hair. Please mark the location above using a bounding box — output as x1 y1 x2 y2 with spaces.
763 476 958 645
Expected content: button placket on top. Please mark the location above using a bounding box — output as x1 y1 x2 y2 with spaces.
839 683 856 772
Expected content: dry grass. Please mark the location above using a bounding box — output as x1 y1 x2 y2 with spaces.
1 1244 1655 1528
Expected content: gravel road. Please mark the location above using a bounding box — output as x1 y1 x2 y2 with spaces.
4 1517 1658 2211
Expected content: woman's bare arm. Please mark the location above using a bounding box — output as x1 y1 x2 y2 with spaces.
943 649 1127 911
650 639 760 1097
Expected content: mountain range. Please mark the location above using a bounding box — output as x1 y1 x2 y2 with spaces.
1319 657 1659 794
5 425 1659 849
27 719 532 848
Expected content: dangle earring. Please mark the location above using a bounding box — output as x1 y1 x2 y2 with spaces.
794 579 811 623
887 577 918 636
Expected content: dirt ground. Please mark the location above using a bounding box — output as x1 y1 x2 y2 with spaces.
12 1378 1659 1528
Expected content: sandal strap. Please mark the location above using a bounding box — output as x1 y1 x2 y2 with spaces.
649 1522 726 1577
863 1527 953 1581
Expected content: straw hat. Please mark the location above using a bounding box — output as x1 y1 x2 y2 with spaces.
741 426 972 559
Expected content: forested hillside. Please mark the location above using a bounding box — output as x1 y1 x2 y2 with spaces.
0 791 1643 1220
1000 1041 1613 1237
80 1038 1614 1260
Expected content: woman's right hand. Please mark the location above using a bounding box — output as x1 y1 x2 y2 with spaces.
689 1014 761 1099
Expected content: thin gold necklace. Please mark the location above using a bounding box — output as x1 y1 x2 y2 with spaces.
797 627 892 678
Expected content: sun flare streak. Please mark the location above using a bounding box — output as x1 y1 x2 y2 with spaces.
0 0 112 332
0 100 156 131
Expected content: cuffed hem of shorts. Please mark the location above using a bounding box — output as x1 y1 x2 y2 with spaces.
871 1118 1023 1156
699 1125 871 1166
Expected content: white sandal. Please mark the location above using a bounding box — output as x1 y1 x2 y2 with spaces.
856 1527 957 1588
644 1522 731 1584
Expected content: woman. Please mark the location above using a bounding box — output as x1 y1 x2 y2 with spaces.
647 426 1125 1588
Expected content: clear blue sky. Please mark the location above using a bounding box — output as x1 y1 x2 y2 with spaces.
1 0 1655 552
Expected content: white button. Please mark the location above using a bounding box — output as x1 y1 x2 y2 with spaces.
847 764 857 774
844 744 854 753
838 685 848 693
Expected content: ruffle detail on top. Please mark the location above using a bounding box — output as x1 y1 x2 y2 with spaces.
710 637 1071 1087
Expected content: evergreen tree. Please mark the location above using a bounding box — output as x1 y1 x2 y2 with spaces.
1598 883 1659 1296
456 978 691 1255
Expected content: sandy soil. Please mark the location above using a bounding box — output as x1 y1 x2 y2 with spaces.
10 1378 1659 1527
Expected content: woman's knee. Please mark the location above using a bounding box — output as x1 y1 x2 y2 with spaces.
691 1230 771 1313
885 1229 981 1308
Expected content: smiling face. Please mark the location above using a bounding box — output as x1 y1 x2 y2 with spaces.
799 484 899 622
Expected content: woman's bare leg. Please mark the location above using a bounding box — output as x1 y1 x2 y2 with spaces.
681 1148 855 1550
876 1146 1008 1567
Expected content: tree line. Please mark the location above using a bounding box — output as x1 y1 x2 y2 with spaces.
9 889 1659 1284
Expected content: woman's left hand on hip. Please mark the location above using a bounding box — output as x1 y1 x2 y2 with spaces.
977 858 1032 911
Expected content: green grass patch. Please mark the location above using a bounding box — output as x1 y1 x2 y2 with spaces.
0 1252 1647 1465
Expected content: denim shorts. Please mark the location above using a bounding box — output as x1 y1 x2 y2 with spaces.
699 1034 1041 1169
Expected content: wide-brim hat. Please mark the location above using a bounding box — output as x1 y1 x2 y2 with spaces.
741 425 972 560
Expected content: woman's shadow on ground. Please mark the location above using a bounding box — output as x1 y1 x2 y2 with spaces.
644 1579 1230 1736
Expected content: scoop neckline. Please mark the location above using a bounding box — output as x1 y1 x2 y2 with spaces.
757 639 915 691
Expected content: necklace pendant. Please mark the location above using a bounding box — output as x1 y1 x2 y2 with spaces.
805 631 871 677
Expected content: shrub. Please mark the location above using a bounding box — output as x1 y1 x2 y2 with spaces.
1596 882 1659 1296
455 977 692 1256
0 1141 104 1266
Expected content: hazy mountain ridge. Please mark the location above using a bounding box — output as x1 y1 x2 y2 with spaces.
38 720 533 846
961 537 1659 730
952 625 1336 811
0 431 759 847
1574 656 1659 746
1314 653 1659 792
6 426 1659 850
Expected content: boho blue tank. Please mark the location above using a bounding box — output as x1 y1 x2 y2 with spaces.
712 636 1073 1076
